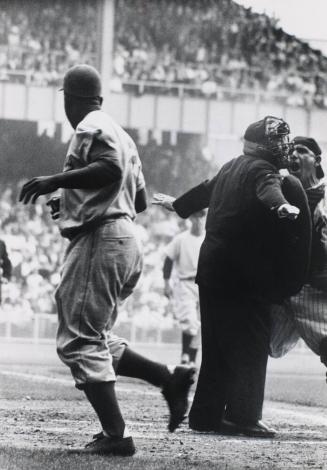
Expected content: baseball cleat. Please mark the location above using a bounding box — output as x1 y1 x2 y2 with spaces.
162 365 196 432
70 432 136 456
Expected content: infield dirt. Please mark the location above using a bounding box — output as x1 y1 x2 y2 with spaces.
1 369 327 470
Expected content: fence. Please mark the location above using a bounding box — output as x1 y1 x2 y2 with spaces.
0 70 318 108
0 312 310 354
0 312 181 345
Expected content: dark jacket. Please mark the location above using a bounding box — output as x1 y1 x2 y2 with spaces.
0 239 12 280
173 153 311 303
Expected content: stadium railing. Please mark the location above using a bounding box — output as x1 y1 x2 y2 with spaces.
0 311 310 353
0 312 181 345
0 70 293 105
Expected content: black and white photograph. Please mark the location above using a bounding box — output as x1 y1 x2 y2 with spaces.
0 0 327 468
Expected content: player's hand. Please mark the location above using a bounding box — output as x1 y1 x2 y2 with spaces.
277 203 300 220
152 193 176 212
46 196 60 220
19 176 59 204
164 281 173 299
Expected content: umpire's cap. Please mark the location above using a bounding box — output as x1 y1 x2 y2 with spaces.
60 64 102 98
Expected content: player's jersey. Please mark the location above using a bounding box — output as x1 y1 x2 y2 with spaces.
59 110 145 238
165 230 204 280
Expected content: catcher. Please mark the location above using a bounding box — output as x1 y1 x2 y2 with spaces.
270 136 327 364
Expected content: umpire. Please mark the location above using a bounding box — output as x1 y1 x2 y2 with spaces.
154 116 311 437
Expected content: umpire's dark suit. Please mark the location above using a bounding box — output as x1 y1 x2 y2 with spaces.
173 153 311 431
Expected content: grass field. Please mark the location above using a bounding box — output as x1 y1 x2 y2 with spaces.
1 342 327 469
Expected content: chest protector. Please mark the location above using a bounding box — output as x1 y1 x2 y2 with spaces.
271 175 312 301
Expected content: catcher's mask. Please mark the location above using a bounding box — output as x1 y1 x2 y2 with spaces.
262 116 292 165
244 116 292 167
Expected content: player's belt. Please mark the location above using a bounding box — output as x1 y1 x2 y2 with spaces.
179 276 196 281
64 214 130 240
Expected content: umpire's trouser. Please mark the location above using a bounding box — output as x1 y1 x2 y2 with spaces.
189 285 271 429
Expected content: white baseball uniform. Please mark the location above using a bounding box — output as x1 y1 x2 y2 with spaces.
56 110 145 388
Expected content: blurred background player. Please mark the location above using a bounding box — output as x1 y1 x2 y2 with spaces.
163 210 206 366
0 238 12 304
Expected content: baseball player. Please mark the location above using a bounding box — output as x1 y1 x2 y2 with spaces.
0 238 12 304
19 64 194 456
0 239 12 281
270 137 327 363
154 116 311 438
163 210 206 366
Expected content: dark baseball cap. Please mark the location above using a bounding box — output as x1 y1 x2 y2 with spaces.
293 136 324 179
293 136 321 157
59 64 102 98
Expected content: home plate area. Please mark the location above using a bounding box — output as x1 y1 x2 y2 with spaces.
1 369 327 469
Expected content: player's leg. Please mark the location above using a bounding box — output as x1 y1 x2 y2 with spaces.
56 222 140 455
181 331 191 364
188 330 200 366
107 331 195 431
175 280 201 366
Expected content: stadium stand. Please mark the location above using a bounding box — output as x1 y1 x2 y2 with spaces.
0 0 326 107
0 0 97 84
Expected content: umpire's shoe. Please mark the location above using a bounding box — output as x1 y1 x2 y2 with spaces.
75 432 136 456
220 419 276 438
162 366 196 432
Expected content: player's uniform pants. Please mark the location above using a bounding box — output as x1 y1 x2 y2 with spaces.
173 278 201 347
55 218 143 389
189 285 270 429
270 284 327 357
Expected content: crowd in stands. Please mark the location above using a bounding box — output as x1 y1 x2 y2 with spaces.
0 184 65 317
0 0 97 85
114 0 327 107
0 0 326 108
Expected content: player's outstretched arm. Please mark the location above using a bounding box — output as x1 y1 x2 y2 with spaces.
19 160 122 204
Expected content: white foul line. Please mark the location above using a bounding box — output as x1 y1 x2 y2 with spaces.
0 370 159 396
2 370 327 429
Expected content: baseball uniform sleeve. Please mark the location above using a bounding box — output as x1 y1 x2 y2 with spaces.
73 125 123 173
